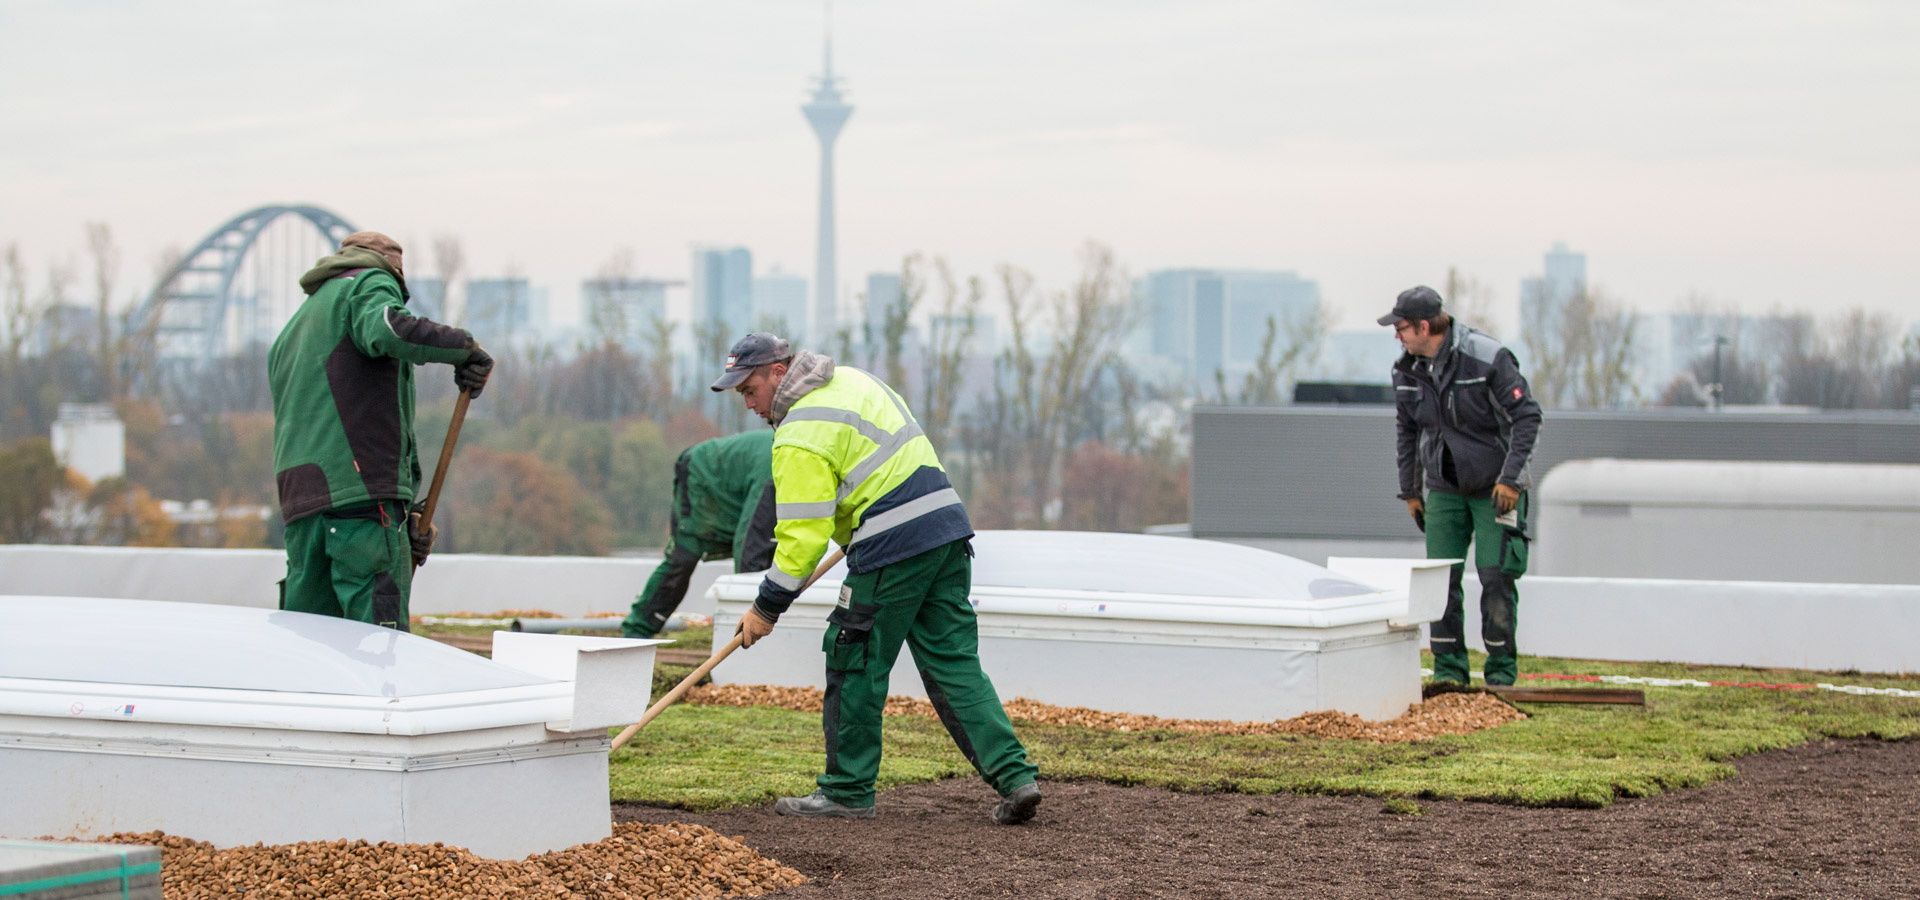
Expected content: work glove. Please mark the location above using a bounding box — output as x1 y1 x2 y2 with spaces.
1405 496 1425 533
454 343 494 399
1492 483 1519 515
407 500 438 567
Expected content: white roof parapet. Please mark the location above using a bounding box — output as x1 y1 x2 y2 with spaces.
1540 459 1920 510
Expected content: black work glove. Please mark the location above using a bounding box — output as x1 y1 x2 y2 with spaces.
454 343 494 399
407 500 437 567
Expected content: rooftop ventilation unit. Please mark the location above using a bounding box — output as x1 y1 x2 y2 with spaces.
710 531 1452 722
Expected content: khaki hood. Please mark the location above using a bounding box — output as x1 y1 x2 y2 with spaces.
297 247 409 301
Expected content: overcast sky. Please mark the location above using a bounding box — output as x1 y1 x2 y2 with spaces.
4 0 1917 334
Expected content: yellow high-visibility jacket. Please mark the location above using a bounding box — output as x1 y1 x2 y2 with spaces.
752 365 971 620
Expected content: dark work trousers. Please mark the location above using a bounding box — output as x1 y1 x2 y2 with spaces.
817 539 1039 809
622 477 775 639
280 499 413 630
1424 489 1528 685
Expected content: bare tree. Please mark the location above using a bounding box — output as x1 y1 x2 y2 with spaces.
1522 286 1641 408
1443 267 1501 338
918 257 981 455
1776 307 1901 409
587 248 636 346
988 242 1137 527
432 235 465 325
1567 288 1642 408
1237 304 1332 405
644 314 678 416
881 256 924 392
87 223 120 401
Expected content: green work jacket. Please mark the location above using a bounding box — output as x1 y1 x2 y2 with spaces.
677 428 777 559
268 249 475 524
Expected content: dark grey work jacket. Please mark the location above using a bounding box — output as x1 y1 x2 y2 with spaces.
1392 324 1543 498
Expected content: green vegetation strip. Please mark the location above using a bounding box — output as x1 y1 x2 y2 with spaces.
612 650 1920 812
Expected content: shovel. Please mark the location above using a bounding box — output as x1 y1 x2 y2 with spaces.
610 547 845 751
412 389 471 572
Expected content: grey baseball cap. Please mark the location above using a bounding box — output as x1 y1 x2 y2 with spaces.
1377 285 1445 326
709 332 793 391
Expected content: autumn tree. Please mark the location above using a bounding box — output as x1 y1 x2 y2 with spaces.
1057 439 1189 533
0 437 67 542
438 447 610 556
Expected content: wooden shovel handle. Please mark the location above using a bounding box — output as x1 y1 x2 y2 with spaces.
610 547 846 751
417 389 471 531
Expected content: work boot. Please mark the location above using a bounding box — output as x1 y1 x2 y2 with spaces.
774 790 876 819
991 782 1042 825
1430 650 1472 685
1483 654 1519 686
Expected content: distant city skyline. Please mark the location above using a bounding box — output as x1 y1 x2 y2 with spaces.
4 2 1917 339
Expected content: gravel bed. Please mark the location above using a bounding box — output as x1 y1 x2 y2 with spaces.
684 683 1525 741
71 822 804 899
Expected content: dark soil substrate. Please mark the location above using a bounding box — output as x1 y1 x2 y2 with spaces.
616 738 1920 899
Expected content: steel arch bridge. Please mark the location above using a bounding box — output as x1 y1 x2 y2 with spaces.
134 205 357 362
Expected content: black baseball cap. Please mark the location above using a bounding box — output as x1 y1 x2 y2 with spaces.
1377 285 1444 326
709 332 793 391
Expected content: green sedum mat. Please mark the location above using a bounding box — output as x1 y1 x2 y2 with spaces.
611 651 1920 812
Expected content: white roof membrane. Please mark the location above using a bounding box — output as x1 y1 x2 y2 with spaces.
0 596 551 698
941 530 1378 601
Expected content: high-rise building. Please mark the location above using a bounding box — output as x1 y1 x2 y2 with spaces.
802 25 852 343
1519 240 1588 342
582 277 676 349
464 278 546 340
410 277 446 322
689 246 754 337
753 267 809 341
864 272 901 341
1135 268 1322 389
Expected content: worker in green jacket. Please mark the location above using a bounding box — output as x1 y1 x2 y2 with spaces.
621 429 778 638
717 332 1042 826
268 232 494 630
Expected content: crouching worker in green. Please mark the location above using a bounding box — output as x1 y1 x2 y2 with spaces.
716 333 1042 825
621 429 777 638
1383 286 1542 686
269 232 494 630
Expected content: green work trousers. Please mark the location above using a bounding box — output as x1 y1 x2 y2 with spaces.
1424 489 1528 685
817 539 1039 808
281 499 413 630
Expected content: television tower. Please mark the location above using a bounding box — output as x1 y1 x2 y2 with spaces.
802 15 852 341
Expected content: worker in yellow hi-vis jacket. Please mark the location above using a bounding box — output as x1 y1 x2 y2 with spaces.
712 332 1042 826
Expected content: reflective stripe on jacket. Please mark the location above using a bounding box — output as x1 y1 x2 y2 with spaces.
753 366 972 620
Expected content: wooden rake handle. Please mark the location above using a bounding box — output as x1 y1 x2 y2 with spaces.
610 547 846 751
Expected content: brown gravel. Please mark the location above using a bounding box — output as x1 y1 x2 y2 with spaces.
73 822 804 899
684 683 1525 741
434 608 566 619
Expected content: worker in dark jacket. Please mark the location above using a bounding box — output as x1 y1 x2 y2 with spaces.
1383 285 1543 686
269 232 493 630
621 429 778 638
